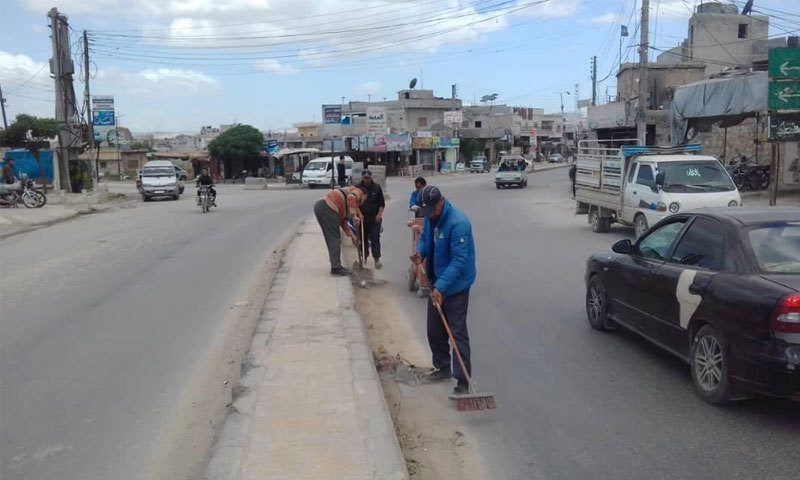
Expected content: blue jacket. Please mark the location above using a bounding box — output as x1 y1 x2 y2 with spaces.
417 199 476 297
409 190 419 209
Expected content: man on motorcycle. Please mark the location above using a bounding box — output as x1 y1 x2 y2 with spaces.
196 167 216 206
1 157 21 205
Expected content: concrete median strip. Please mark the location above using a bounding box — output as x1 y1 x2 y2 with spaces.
204 219 408 480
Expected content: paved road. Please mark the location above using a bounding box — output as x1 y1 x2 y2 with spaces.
380 170 800 480
0 184 319 480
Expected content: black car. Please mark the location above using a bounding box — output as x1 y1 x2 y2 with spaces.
585 208 800 404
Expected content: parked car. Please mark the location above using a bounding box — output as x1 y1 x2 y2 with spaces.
174 166 189 181
140 160 183 201
301 156 353 188
585 207 800 403
548 154 564 163
470 156 490 173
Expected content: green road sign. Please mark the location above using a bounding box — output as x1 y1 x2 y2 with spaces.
770 48 800 79
769 80 800 110
769 113 800 142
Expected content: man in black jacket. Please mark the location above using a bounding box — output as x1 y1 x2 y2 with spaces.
357 169 385 269
196 167 217 206
336 156 347 187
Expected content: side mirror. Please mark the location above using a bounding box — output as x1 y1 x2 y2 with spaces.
612 239 633 254
655 172 665 189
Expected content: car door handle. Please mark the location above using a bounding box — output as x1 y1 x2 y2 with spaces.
688 283 708 295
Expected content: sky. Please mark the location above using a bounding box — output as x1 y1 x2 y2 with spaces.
1 0 797 134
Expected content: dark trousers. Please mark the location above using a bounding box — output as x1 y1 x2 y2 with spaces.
314 199 343 270
363 221 381 260
427 288 471 383
338 176 347 187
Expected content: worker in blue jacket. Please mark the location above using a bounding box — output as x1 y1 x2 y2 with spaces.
408 176 426 217
410 185 477 396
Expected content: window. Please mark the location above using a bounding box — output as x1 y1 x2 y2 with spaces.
628 162 638 183
637 221 687 261
670 217 724 270
748 223 800 273
418 117 427 127
636 164 654 185
474 121 482 128
738 24 748 39
100 161 108 168
128 160 139 169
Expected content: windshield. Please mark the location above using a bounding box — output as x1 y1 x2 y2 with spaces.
304 162 328 171
658 160 734 193
748 223 800 273
142 167 175 177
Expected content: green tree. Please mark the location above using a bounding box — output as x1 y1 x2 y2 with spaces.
461 138 482 160
494 140 511 153
207 124 263 163
129 141 154 152
0 114 59 181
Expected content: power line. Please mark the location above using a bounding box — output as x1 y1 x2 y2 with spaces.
4 63 49 94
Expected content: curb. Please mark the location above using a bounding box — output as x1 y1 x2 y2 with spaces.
336 279 409 480
532 163 572 173
204 221 408 480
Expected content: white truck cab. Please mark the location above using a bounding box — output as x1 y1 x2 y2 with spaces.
301 156 353 188
575 142 740 237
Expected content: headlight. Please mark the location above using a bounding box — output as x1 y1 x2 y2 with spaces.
728 200 738 207
668 202 680 214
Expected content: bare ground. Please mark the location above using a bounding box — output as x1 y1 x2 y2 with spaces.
347 246 485 479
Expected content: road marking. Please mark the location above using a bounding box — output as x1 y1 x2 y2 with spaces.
676 269 702 329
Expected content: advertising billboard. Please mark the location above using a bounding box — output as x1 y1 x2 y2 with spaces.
322 105 342 124
92 95 115 145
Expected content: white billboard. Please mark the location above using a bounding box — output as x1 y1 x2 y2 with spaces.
444 110 463 126
366 107 387 136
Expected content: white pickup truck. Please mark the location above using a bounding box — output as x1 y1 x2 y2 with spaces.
575 141 741 237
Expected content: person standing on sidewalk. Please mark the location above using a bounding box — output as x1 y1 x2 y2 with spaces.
336 155 347 187
314 186 365 276
410 185 477 396
356 169 385 269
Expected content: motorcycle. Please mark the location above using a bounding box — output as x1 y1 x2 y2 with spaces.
726 160 770 191
197 184 213 213
20 176 46 208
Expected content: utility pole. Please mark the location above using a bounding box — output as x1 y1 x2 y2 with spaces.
83 30 98 184
49 8 82 192
0 83 8 130
637 0 650 145
591 56 598 107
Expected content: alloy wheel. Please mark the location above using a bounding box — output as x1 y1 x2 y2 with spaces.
694 336 723 392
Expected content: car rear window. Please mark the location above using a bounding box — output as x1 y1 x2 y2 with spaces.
748 223 800 273
142 167 175 177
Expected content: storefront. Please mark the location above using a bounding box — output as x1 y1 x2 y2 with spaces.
412 136 460 172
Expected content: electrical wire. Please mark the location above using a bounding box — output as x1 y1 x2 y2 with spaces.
4 63 49 95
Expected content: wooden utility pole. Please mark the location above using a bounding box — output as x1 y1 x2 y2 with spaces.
83 30 99 184
0 83 8 130
591 56 598 107
49 8 82 192
637 0 650 145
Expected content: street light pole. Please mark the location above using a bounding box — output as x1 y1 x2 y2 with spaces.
558 91 571 154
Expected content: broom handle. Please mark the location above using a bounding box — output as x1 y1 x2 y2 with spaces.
433 301 474 393
418 263 475 392
361 219 366 261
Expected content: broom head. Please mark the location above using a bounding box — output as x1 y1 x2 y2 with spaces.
450 392 497 411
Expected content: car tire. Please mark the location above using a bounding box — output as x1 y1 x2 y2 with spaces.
586 276 612 330
179 186 185 194
407 266 418 292
690 325 732 404
634 213 649 239
142 193 149 202
496 184 501 189
173 193 180 200
589 209 603 233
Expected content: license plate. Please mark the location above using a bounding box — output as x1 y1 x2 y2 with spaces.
155 190 165 193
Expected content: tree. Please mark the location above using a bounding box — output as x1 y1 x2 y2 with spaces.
0 114 59 181
207 124 263 163
461 138 482 161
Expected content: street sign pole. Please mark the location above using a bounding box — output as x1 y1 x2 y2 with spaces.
770 142 780 206
767 48 800 205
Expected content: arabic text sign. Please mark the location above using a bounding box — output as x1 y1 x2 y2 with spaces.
366 107 387 136
322 105 342 124
769 113 800 142
769 48 800 79
91 95 115 144
444 110 463 125
769 80 800 110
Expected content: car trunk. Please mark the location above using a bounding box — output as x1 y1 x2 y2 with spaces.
760 275 800 292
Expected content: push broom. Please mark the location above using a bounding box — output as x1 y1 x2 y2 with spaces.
420 265 496 411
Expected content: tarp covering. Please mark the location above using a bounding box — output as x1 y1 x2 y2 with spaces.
670 72 768 145
1 149 55 182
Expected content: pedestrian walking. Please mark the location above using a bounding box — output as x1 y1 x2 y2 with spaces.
313 186 365 276
569 163 577 198
356 169 385 269
337 155 347 187
410 185 477 396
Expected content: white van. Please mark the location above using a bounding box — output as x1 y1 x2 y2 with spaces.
302 156 354 188
140 160 183 201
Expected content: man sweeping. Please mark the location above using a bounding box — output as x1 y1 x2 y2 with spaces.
410 186 477 396
314 186 365 276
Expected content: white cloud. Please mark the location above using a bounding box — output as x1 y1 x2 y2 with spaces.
356 81 381 97
95 67 219 97
518 0 582 18
0 51 54 119
254 59 299 75
589 13 622 25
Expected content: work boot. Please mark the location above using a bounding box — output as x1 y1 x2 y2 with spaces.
425 367 451 382
330 267 352 276
452 380 469 396
375 258 382 269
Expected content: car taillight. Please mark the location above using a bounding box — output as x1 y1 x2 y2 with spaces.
771 294 800 335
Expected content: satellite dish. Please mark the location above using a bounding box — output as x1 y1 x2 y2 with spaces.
409 78 418 89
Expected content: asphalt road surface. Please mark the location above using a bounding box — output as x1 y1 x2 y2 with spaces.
380 169 799 480
0 184 319 480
